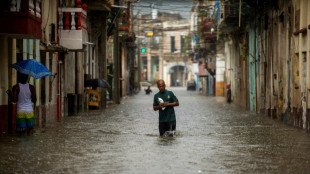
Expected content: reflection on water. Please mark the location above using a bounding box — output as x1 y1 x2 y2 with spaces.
1 88 310 173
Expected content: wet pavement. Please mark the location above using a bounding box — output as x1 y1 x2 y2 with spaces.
1 87 310 174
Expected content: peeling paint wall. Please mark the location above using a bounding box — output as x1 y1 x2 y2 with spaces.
221 0 310 131
249 25 257 112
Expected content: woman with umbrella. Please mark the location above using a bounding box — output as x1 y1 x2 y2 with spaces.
12 72 37 135
10 59 52 135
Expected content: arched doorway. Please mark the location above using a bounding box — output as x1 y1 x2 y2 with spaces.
169 65 184 86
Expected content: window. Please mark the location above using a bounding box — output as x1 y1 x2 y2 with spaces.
170 36 175 52
152 37 159 49
153 37 159 44
141 38 147 45
142 56 147 71
181 36 185 53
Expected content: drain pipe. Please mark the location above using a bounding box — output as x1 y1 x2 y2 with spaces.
57 54 60 121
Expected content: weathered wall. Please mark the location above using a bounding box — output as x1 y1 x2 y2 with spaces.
0 36 9 134
66 52 76 94
216 53 225 96
221 0 310 131
292 0 310 129
231 38 248 109
0 36 9 107
77 52 84 95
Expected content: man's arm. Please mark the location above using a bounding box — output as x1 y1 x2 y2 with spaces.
12 85 19 103
29 85 37 104
164 92 179 107
160 101 179 108
153 95 161 111
153 105 161 111
153 101 179 110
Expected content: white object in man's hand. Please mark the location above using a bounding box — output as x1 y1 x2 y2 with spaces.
158 97 165 110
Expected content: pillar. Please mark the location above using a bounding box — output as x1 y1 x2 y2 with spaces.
147 37 151 82
99 12 107 108
113 11 120 104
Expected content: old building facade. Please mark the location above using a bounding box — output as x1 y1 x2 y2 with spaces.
0 0 138 135
211 0 310 131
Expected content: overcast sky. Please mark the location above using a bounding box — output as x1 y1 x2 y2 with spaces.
132 0 194 19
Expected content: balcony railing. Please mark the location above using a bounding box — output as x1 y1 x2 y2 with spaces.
203 32 217 40
58 7 87 31
58 4 87 50
0 0 42 39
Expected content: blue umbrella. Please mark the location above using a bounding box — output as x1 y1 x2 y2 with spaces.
10 59 53 79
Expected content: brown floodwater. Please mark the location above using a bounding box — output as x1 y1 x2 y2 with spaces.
1 87 310 173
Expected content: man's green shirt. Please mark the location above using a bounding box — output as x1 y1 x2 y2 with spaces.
153 90 178 122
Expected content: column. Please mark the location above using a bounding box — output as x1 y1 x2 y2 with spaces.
100 12 107 108
113 11 120 104
147 37 151 81
159 34 163 80
306 0 310 132
23 39 27 60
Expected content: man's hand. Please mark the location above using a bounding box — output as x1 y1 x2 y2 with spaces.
153 103 164 111
159 102 167 108
154 101 179 111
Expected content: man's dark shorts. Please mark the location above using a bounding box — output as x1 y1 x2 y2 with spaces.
159 120 176 136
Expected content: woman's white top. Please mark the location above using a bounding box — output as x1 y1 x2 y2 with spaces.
17 83 33 113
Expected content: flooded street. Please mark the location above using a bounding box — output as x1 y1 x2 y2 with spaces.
1 87 310 173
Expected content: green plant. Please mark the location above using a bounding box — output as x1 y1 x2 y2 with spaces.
195 44 200 49
241 44 247 61
198 11 208 17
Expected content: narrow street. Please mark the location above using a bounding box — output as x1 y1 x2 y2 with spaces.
1 87 310 173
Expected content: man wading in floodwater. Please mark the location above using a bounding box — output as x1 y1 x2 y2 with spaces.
153 79 179 136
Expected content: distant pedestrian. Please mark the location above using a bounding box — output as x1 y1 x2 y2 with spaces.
129 78 134 94
145 86 152 95
226 84 231 103
12 72 37 135
153 79 179 136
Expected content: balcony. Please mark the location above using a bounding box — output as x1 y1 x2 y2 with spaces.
119 12 129 33
219 0 258 32
200 20 217 41
163 53 185 62
0 0 42 39
203 32 217 41
204 59 216 76
199 64 209 77
58 6 87 50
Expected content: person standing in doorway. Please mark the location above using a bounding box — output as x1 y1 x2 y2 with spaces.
153 79 179 136
12 72 37 135
226 84 232 103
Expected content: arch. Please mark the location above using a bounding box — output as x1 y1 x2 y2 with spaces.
168 64 185 87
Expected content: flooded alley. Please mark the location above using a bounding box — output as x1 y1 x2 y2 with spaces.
1 87 310 174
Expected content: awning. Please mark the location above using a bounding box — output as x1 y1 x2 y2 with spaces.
86 0 112 11
40 42 68 53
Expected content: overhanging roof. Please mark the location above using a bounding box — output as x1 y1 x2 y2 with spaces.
87 0 112 11
40 43 68 53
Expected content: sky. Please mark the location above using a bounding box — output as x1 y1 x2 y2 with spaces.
132 0 194 19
